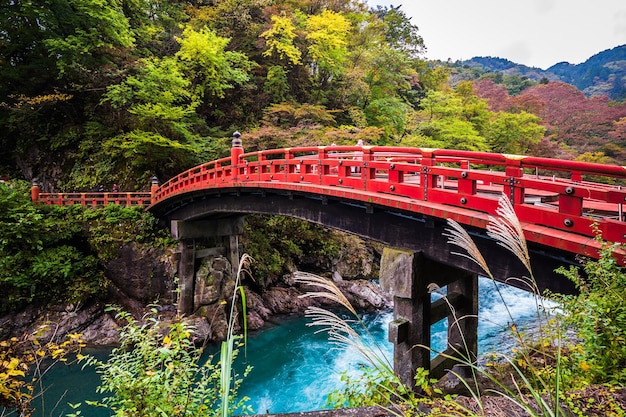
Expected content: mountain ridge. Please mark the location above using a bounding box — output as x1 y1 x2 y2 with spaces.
453 44 626 100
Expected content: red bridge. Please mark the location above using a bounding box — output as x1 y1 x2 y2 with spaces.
33 136 626 269
31 134 626 384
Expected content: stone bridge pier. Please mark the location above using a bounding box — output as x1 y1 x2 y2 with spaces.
380 248 478 387
170 216 244 315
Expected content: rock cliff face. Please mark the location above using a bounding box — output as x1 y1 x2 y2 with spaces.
0 235 390 347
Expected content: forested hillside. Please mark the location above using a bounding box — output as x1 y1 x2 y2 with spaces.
1 1 626 193
448 45 626 100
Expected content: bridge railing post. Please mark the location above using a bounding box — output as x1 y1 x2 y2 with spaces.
231 131 243 181
504 159 525 205
361 147 374 186
317 147 328 183
388 165 404 183
284 148 293 182
421 151 437 201
458 160 476 195
31 179 40 203
151 176 159 204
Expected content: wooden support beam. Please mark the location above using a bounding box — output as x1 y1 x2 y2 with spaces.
177 239 195 316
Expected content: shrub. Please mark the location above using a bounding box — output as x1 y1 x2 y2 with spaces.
556 235 626 386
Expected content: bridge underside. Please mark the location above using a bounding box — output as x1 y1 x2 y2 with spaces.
150 187 578 294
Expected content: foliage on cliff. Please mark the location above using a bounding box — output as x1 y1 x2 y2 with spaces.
0 181 170 313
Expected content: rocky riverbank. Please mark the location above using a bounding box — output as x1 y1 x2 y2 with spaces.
0 234 390 347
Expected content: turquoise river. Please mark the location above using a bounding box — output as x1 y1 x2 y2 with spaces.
23 277 546 416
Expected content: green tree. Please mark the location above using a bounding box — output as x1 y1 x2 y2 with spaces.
264 66 292 103
373 5 425 58
176 26 255 100
415 89 490 151
365 97 410 140
43 0 135 77
486 111 545 154
101 55 204 183
0 182 104 311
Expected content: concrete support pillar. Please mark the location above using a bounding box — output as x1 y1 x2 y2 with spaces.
380 248 429 389
448 273 478 372
380 248 479 387
227 234 240 279
178 239 195 315
431 272 478 379
171 217 244 316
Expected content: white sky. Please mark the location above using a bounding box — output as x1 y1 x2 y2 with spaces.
368 0 626 69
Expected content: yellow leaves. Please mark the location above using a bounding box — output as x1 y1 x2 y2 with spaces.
305 10 351 76
580 361 591 371
51 348 66 359
6 358 20 371
5 93 73 110
261 15 302 65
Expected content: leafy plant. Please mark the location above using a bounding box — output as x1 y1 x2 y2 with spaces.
79 254 253 417
80 306 251 417
555 233 626 386
0 182 105 311
0 327 85 416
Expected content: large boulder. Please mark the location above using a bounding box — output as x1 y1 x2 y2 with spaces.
105 243 177 304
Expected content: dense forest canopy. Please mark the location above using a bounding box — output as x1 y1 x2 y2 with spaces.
1 0 625 193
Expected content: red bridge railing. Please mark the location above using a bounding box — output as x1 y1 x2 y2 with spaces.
150 137 626 260
33 135 626 260
32 191 153 207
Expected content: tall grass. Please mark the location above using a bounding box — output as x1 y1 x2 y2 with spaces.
297 194 582 417
219 253 252 417
442 194 568 416
293 271 415 413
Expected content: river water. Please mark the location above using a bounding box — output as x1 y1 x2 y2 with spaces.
25 277 544 416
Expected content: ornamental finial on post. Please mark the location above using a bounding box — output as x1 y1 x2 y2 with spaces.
31 178 40 203
150 175 159 204
231 131 244 167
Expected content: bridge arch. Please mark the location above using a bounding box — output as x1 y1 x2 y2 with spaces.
150 186 578 294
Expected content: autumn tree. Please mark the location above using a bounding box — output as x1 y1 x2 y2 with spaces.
510 82 626 155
